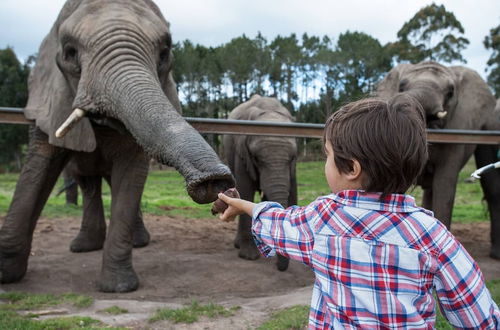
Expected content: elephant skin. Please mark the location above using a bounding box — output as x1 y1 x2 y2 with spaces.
223 95 298 271
376 61 500 259
0 0 234 292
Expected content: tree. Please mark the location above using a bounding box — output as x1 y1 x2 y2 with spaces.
334 31 392 102
484 23 500 97
389 3 469 63
269 34 302 110
0 47 31 171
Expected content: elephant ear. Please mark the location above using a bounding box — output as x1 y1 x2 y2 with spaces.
375 63 412 99
448 66 497 130
24 0 96 152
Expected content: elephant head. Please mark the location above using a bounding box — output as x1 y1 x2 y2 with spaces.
376 61 497 131
23 0 234 203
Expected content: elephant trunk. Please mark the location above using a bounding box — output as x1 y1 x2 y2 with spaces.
260 169 291 207
93 66 233 203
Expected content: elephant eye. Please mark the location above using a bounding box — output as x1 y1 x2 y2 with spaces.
398 79 408 92
63 45 78 62
159 47 170 63
445 85 454 102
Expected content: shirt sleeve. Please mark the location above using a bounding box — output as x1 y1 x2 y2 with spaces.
251 199 322 267
433 234 500 329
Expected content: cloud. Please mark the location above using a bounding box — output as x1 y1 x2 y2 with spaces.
0 0 498 77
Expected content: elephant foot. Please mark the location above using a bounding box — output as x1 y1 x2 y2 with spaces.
490 247 500 260
238 243 260 260
132 226 150 248
276 254 289 272
0 249 29 283
98 266 139 293
70 231 106 253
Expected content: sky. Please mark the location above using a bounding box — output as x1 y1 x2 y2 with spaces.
0 0 499 79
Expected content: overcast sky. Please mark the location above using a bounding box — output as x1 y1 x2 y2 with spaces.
0 0 498 79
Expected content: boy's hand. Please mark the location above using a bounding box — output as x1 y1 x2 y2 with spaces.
217 193 242 222
214 191 257 222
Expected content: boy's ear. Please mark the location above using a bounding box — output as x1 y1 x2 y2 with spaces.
346 159 362 181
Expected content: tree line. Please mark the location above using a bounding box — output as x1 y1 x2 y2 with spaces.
0 3 499 171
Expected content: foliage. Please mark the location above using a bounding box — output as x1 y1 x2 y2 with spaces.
0 47 31 172
257 305 309 330
149 300 239 324
484 23 500 97
388 3 469 64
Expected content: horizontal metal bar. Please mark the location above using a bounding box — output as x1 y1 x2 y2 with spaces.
1 107 500 144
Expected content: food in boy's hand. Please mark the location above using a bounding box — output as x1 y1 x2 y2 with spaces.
211 188 240 215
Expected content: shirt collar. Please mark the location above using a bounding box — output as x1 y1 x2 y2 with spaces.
327 190 433 215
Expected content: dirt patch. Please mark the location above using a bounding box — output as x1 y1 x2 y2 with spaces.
1 215 499 329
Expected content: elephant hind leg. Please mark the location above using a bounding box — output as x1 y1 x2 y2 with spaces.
70 175 106 253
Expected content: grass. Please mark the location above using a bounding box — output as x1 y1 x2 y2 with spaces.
0 292 94 311
0 292 125 329
149 300 240 324
0 159 489 222
258 305 310 330
98 306 129 315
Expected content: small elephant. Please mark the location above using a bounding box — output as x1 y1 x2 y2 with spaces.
0 0 234 292
376 61 500 259
223 95 298 271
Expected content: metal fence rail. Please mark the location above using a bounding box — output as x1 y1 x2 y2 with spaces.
1 107 500 145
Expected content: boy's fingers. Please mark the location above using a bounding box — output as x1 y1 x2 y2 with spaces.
218 193 231 202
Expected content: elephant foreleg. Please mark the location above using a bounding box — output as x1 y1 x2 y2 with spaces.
98 150 149 293
70 175 106 252
0 127 69 283
474 145 500 259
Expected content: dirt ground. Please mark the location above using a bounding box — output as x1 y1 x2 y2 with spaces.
1 214 499 329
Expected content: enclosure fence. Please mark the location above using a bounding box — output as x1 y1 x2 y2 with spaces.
1 107 500 145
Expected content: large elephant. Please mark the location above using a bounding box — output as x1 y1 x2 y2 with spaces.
376 61 500 259
0 0 234 292
223 95 297 271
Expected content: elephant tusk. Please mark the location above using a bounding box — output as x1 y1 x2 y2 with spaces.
55 108 86 138
436 111 447 119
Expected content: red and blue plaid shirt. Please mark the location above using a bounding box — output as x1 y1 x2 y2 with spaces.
252 190 500 329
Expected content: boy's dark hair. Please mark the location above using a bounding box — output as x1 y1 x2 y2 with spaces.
323 94 428 195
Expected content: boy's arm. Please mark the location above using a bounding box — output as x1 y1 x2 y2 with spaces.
218 193 322 266
434 237 500 328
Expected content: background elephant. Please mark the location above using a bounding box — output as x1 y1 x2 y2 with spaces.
223 95 297 271
376 61 500 259
0 0 234 292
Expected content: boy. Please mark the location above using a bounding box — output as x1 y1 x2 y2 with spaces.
217 95 500 329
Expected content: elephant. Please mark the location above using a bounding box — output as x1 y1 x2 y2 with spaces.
0 0 235 292
223 95 297 271
376 61 500 259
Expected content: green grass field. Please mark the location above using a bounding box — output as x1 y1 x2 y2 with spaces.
0 159 490 222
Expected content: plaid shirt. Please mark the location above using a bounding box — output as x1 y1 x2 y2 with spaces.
252 190 500 329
